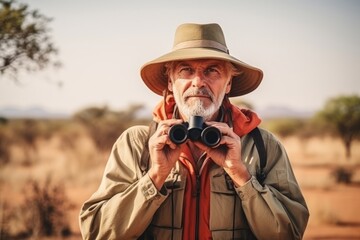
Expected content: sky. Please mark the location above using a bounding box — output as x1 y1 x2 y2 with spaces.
0 0 359 116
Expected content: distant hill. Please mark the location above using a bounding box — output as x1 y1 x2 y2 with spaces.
0 105 315 120
0 106 70 119
257 105 315 119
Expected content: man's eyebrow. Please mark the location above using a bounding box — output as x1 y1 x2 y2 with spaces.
176 62 191 67
207 63 226 70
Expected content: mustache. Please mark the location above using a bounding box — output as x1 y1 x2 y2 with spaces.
183 87 213 100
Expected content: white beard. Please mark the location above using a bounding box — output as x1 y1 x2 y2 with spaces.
173 86 226 121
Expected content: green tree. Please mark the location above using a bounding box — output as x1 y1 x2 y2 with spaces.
0 0 60 81
264 118 306 138
316 95 360 160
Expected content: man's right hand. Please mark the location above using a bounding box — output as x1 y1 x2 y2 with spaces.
148 119 183 190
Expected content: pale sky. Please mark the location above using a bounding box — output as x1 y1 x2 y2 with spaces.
1 0 359 115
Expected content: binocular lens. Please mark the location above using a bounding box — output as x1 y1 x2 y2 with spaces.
202 127 221 147
168 121 221 147
169 124 188 144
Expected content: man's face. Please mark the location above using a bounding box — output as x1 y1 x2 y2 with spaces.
168 59 232 121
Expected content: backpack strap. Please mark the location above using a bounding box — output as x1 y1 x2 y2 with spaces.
139 120 158 175
248 127 267 185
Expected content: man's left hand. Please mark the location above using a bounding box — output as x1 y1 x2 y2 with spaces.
194 121 251 186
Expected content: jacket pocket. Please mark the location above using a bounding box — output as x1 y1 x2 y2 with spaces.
210 173 250 231
151 173 185 229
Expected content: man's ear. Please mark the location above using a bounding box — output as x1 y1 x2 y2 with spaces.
225 79 232 94
168 80 173 92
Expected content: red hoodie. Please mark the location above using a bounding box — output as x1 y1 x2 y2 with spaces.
152 95 261 239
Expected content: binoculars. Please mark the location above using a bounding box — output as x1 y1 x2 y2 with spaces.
168 116 221 147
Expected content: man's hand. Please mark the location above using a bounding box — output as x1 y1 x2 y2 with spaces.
194 121 251 186
148 119 183 190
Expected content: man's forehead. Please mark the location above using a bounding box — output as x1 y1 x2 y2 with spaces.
175 59 226 67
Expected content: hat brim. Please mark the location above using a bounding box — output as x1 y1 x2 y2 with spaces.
140 48 263 97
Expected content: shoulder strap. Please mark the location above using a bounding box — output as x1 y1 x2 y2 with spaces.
139 120 158 175
248 127 267 185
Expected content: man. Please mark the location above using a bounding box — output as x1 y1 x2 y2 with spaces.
79 23 309 240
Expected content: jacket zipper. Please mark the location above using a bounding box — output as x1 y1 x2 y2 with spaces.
195 174 200 240
195 153 207 240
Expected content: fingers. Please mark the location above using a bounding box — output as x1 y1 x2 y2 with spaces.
148 120 185 182
150 119 183 149
153 120 240 150
206 121 240 140
156 119 183 135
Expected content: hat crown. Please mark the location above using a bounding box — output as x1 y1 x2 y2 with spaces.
173 23 228 53
140 23 263 98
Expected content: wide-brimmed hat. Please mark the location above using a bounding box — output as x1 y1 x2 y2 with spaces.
140 23 263 97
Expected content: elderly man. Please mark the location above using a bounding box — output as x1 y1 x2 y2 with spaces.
79 23 309 240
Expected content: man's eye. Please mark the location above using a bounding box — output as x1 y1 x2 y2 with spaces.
179 67 193 75
180 67 192 72
205 67 219 74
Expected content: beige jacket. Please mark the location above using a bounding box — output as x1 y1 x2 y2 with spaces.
79 125 309 240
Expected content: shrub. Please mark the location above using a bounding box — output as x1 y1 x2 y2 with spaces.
331 167 353 184
262 118 306 138
0 201 13 240
0 126 11 165
19 178 72 238
74 104 150 152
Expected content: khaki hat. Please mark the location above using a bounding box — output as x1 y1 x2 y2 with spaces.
140 23 263 97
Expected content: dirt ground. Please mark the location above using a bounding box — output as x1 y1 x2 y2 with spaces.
288 136 360 239
298 175 360 239
1 135 360 239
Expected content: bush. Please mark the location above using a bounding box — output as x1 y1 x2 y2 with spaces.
0 201 13 240
73 104 150 152
331 167 353 184
0 126 11 165
262 118 306 138
19 178 72 238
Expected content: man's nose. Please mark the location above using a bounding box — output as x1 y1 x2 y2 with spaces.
191 71 206 87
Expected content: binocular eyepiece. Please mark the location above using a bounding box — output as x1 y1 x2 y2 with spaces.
169 116 221 147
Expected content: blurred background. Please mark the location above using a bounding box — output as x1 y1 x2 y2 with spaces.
0 0 360 239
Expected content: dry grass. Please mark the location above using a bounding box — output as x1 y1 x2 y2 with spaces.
1 132 360 239
281 136 360 239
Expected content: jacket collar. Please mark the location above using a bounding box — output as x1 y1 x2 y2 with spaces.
152 94 261 137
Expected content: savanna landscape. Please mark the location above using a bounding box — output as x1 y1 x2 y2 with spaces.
1 1 360 239
0 102 360 240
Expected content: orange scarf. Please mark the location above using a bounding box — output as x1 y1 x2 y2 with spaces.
152 94 260 136
152 94 261 239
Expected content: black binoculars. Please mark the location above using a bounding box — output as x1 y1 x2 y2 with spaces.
168 116 221 147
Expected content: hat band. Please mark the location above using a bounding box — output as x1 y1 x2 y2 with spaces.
173 40 229 53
